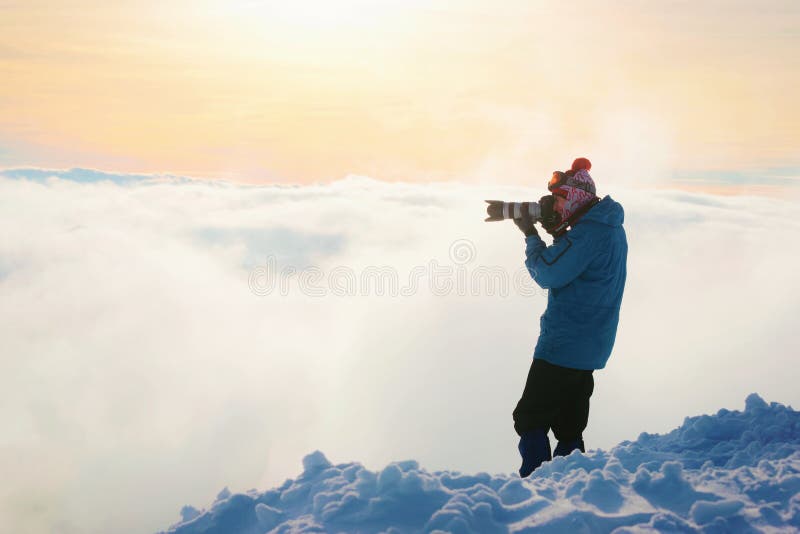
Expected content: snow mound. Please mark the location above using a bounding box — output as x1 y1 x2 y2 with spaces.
162 394 800 533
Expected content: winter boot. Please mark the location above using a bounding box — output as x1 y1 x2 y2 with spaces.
518 428 551 478
553 437 585 457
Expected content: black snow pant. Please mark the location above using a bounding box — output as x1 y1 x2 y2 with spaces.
512 358 594 440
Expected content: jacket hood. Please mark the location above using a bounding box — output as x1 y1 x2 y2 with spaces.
581 195 624 227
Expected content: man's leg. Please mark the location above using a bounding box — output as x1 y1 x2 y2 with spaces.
552 370 594 455
513 358 566 477
512 358 562 436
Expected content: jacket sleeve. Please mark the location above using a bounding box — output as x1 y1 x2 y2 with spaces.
523 229 597 289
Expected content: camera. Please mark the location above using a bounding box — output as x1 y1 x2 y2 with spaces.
484 200 545 222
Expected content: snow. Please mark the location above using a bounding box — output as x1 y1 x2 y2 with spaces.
161 394 800 533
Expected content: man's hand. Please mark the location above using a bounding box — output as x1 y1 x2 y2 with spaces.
538 195 561 236
513 207 538 237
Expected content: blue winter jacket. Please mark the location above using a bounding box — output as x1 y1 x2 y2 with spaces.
524 195 627 370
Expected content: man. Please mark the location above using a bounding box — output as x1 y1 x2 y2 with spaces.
512 158 628 478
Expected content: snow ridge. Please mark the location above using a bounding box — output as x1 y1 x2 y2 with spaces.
163 394 800 533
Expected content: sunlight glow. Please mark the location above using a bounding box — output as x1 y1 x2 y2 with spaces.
1 1 798 183
222 0 409 31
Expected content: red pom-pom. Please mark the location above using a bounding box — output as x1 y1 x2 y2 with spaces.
571 157 592 172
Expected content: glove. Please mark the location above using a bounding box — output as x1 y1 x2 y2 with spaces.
538 195 561 235
513 206 538 237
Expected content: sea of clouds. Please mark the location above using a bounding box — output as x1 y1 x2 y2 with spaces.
0 169 798 533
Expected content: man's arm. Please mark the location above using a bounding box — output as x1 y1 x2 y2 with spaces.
524 229 596 289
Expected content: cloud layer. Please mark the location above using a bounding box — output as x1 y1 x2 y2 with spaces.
0 170 798 533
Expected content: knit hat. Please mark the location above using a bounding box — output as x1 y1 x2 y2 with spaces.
551 157 597 220
571 157 592 173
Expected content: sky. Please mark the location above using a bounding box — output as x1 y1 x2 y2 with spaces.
1 0 799 184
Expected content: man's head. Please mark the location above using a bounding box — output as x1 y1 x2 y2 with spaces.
548 158 598 220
